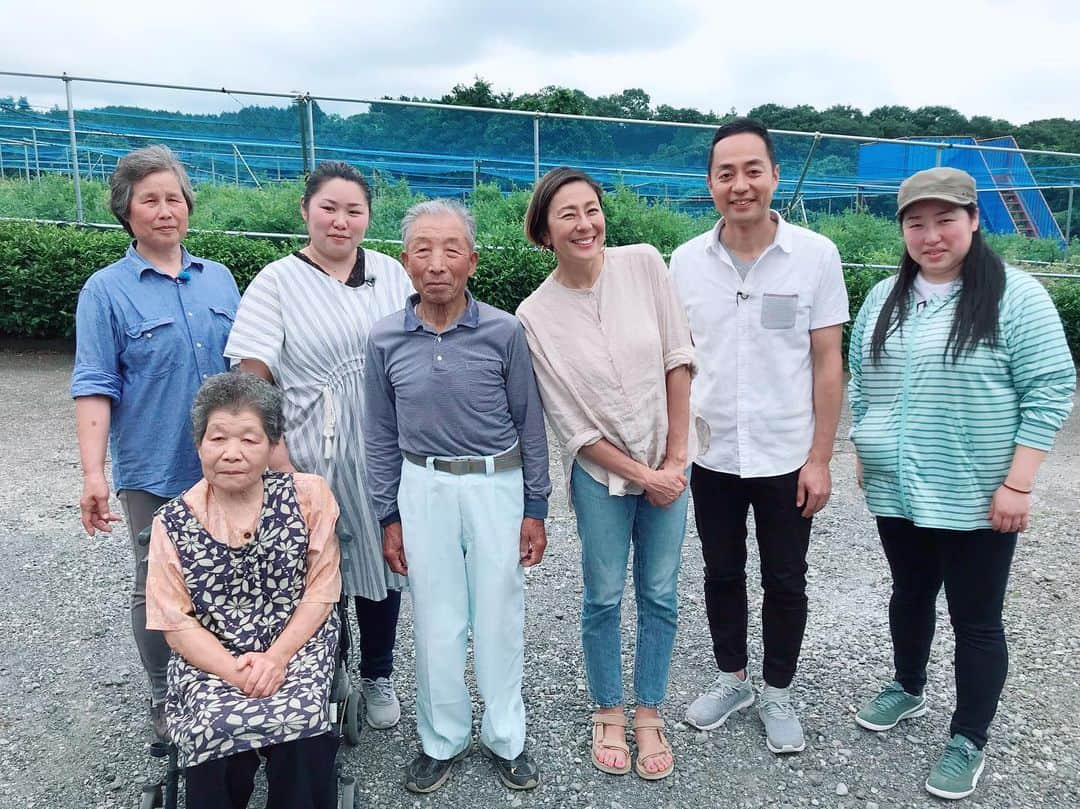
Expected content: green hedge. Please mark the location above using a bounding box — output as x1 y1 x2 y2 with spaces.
1 221 1077 363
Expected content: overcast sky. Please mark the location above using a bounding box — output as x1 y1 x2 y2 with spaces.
2 0 1077 125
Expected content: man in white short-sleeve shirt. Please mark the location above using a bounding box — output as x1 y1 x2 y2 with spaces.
669 118 848 755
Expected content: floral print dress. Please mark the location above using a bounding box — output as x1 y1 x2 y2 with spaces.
157 472 340 768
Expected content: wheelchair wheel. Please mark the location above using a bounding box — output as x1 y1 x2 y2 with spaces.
343 687 363 746
339 774 356 809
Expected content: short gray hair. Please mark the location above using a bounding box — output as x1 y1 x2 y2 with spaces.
191 372 285 445
109 145 195 236
400 199 476 251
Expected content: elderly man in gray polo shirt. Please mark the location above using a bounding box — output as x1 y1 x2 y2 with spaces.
364 199 550 794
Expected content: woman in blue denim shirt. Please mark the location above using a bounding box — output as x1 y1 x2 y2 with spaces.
71 145 240 740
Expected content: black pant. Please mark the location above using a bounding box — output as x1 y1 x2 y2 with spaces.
353 591 401 680
877 517 1017 749
184 733 339 809
691 465 812 689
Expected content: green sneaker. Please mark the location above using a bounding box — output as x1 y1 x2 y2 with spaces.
855 681 927 731
925 734 985 800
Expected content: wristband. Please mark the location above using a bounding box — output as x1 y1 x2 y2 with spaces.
1001 481 1032 495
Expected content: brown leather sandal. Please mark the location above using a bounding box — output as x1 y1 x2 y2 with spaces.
590 711 632 775
632 715 675 780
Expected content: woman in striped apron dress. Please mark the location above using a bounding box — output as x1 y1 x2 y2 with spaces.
225 162 415 729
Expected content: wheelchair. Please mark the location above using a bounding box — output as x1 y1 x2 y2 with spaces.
139 591 364 809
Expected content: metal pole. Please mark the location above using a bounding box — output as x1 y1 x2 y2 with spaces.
234 147 239 184
64 75 84 222
24 145 30 181
533 117 540 183
210 156 216 184
0 146 5 179
786 132 821 218
31 128 40 178
473 159 479 193
306 95 316 170
1068 187 1075 243
934 145 943 167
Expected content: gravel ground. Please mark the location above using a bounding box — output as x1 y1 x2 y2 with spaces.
0 342 1077 809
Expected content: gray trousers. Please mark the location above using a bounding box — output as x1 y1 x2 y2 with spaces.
117 489 171 704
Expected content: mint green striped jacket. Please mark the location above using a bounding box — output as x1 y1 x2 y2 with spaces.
848 268 1075 530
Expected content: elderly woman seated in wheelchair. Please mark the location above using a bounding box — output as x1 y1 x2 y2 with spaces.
146 372 344 809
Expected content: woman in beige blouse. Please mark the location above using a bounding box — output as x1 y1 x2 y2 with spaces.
517 167 700 781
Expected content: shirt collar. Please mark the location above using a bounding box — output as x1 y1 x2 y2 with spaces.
127 242 203 278
706 209 793 259
403 290 480 333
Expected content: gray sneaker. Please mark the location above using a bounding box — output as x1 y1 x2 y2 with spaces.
361 677 401 729
685 671 755 730
758 685 805 754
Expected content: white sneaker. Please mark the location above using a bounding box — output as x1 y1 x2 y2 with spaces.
361 677 401 729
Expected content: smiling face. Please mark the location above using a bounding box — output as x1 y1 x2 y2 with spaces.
901 201 978 282
127 170 190 252
544 180 606 266
197 407 275 496
706 132 780 230
301 177 371 263
401 213 478 308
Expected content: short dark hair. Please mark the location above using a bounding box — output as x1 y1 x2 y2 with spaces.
302 161 372 210
523 167 604 248
191 372 285 445
707 118 776 175
109 145 194 236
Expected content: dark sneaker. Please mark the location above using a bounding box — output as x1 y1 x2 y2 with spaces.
150 701 170 743
480 743 541 790
855 681 927 732
404 747 469 794
926 734 985 800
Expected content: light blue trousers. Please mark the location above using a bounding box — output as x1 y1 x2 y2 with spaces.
398 457 526 761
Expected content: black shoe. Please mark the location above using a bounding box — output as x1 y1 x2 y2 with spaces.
480 743 540 790
149 701 170 743
404 747 469 794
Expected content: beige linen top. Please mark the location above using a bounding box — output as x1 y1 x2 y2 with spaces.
517 243 706 498
146 473 343 632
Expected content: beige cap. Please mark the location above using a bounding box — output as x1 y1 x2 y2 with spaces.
896 167 977 219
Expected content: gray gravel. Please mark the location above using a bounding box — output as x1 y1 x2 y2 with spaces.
0 343 1077 809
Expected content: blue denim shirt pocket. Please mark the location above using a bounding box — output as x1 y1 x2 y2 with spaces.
122 316 181 379
207 304 237 360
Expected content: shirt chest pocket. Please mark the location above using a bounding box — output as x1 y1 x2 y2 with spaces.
760 293 799 330
465 359 507 414
122 317 180 378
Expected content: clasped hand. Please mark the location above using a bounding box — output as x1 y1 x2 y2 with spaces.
231 651 287 698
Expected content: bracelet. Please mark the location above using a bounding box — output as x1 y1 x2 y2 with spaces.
1001 481 1032 495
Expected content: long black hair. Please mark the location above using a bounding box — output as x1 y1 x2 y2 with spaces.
869 206 1006 364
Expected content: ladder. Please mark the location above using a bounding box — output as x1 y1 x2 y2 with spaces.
998 186 1038 238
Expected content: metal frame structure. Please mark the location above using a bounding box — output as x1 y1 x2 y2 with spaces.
1 69 1078 242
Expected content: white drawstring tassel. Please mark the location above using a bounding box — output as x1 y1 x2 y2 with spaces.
322 385 337 460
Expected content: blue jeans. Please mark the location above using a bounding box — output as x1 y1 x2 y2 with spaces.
571 462 689 708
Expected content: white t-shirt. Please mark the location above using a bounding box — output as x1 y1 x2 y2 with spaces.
913 272 959 305
669 212 849 477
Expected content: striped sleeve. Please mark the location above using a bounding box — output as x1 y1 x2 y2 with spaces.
1003 272 1077 450
224 263 286 379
